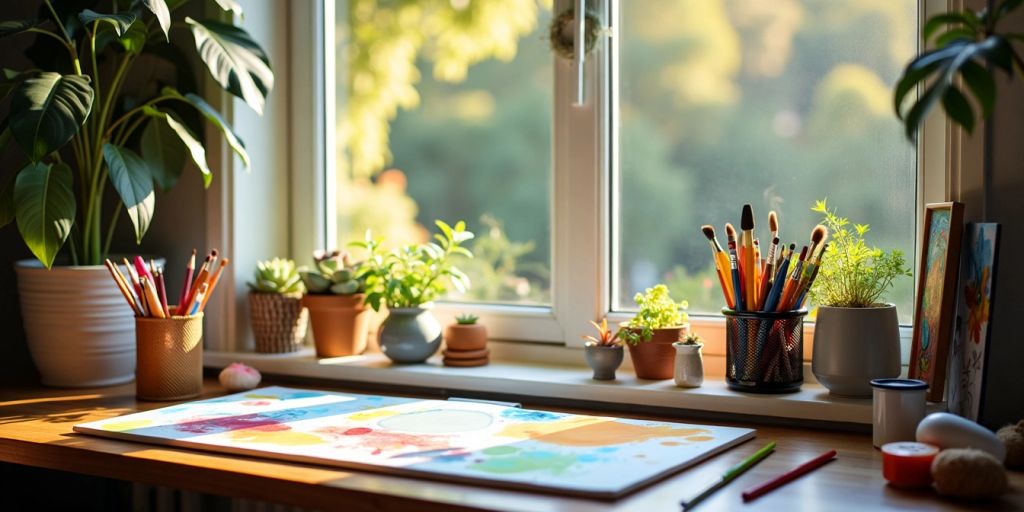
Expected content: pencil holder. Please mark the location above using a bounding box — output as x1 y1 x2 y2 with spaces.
135 313 203 401
723 308 806 393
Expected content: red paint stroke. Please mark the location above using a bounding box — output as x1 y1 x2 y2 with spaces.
240 400 272 406
318 426 451 454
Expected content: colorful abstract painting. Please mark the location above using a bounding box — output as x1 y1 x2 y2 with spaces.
910 203 963 401
74 387 754 498
948 223 1000 421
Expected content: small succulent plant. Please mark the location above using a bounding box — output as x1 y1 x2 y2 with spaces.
299 250 366 295
455 313 479 325
248 258 304 294
682 333 703 345
582 318 621 347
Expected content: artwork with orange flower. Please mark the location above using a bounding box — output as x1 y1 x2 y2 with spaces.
948 223 1000 421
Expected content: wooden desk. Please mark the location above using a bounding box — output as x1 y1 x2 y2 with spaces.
0 380 1020 511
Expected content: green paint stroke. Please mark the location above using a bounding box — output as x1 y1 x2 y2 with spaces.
473 447 579 474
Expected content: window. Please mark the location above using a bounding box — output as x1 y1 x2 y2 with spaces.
317 0 929 347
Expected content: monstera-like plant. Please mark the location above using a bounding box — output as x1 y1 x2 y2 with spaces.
0 0 272 267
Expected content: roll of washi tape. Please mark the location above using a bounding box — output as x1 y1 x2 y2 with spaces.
881 442 939 488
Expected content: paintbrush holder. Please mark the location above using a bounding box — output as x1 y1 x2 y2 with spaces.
723 308 806 393
135 313 203 401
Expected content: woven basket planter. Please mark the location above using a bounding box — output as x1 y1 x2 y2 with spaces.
248 292 308 353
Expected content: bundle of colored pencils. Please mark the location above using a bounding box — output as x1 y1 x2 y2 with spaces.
702 205 828 313
103 249 229 318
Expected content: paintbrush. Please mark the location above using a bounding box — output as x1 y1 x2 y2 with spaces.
757 237 780 310
740 205 756 310
777 246 808 311
764 244 795 312
702 225 734 308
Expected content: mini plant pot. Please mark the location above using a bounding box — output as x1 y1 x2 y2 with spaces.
248 292 308 353
584 344 624 381
625 325 688 380
812 304 901 398
135 313 203 401
673 342 704 388
302 293 371 358
378 307 442 364
444 323 488 351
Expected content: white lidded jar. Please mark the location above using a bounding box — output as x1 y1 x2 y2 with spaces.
871 378 928 448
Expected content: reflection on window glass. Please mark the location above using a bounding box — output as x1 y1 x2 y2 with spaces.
334 1 553 306
617 0 917 321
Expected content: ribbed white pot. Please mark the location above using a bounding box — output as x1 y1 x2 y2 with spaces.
16 260 138 387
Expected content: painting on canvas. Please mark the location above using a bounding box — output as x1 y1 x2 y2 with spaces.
948 223 1000 421
75 387 755 498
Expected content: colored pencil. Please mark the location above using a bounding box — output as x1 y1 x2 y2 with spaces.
141 276 166 319
122 258 147 316
104 259 142 316
753 238 762 300
763 244 794 312
154 266 170 317
729 247 744 311
740 205 756 309
742 449 837 502
198 258 229 312
176 249 197 316
777 246 808 312
183 254 213 315
187 282 209 316
681 441 776 510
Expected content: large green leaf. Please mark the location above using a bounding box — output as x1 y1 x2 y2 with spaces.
78 9 136 36
103 143 154 244
141 0 170 42
96 19 147 54
140 116 185 190
14 161 76 268
9 72 94 162
162 86 250 169
959 59 996 118
213 0 244 19
186 17 273 115
0 19 43 38
143 107 212 187
941 86 975 134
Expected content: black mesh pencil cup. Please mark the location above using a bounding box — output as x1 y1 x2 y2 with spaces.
722 308 807 393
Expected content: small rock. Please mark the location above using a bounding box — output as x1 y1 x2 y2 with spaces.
931 448 1007 499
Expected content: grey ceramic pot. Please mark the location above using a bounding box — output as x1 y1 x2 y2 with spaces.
584 344 624 380
378 307 442 364
812 304 901 397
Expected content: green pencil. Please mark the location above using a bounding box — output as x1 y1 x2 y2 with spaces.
680 441 776 510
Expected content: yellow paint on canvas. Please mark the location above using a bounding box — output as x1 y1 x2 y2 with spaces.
102 419 153 431
496 416 604 440
243 394 279 400
228 429 325 446
500 417 712 447
349 409 399 421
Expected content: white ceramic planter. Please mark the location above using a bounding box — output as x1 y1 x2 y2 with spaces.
16 260 138 387
812 304 901 397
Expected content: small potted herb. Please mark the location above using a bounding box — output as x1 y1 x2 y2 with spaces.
299 250 372 358
356 220 474 364
248 258 308 353
620 284 689 380
673 333 704 388
582 318 624 381
809 199 911 397
445 314 488 352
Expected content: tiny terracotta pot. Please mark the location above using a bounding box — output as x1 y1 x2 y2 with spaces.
302 293 371 358
445 323 488 351
625 325 688 380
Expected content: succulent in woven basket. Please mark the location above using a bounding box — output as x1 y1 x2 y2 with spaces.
248 258 304 294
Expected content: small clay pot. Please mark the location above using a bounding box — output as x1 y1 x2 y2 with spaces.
445 323 488 351
584 344 624 381
303 293 371 357
625 325 688 380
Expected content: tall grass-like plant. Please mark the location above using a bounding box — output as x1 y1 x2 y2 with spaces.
0 0 272 268
809 199 911 308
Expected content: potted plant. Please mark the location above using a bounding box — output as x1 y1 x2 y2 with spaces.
443 314 489 367
248 258 308 354
2 1 272 386
620 284 690 380
673 333 704 388
356 220 474 364
582 318 623 381
809 199 911 397
299 250 371 358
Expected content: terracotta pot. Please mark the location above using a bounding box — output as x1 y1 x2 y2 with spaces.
302 293 371 357
625 325 688 380
444 323 488 351
248 292 308 353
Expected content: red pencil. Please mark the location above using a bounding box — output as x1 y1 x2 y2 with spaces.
176 249 196 316
741 449 837 502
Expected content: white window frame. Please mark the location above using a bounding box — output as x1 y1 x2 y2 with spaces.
210 0 959 357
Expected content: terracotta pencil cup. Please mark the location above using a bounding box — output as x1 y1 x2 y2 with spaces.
135 313 203 401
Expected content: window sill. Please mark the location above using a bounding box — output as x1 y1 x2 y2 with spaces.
204 343 896 429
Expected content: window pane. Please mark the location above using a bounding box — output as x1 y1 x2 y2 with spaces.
615 0 917 321
333 2 553 305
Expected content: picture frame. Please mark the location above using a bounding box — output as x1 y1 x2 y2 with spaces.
947 223 1000 420
909 202 964 402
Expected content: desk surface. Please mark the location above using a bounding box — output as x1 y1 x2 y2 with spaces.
0 379 1020 511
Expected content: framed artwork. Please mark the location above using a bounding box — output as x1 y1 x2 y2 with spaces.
947 223 1000 420
909 202 964 402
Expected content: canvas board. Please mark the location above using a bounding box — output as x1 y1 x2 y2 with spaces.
75 386 755 498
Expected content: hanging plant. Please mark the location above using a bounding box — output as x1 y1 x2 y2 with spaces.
548 8 602 60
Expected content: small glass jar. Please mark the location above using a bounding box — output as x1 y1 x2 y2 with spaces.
871 378 928 448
